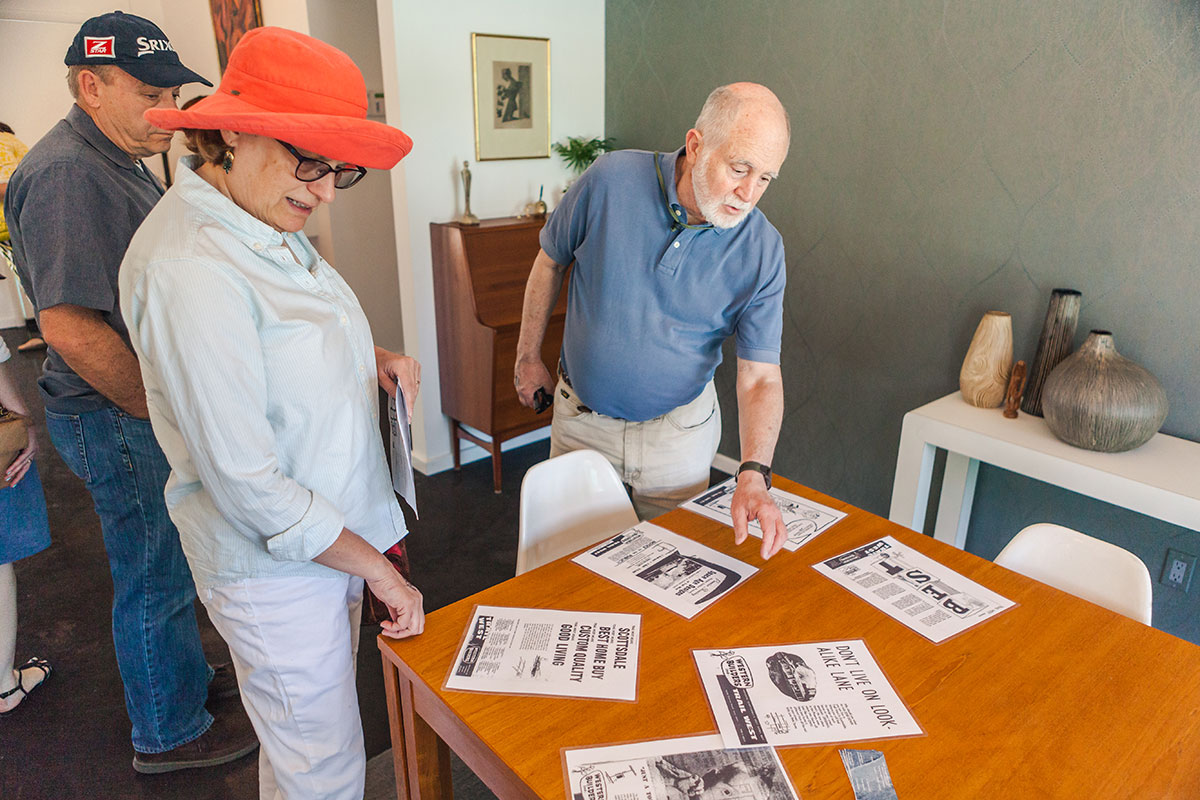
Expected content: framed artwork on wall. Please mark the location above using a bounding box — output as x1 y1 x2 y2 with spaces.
471 33 550 160
208 0 263 72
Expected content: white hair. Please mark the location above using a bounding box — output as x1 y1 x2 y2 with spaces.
693 84 791 148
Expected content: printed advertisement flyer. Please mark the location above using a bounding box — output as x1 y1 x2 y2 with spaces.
564 734 798 800
683 479 846 551
694 640 921 748
812 536 1014 643
572 523 757 619
445 606 641 701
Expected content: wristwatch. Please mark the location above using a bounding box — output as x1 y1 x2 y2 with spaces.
736 460 772 489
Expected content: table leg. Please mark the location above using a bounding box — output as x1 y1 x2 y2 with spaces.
380 653 412 800
451 421 462 471
932 452 979 549
889 415 937 532
400 674 452 800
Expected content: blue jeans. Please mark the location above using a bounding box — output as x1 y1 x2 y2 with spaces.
45 406 212 753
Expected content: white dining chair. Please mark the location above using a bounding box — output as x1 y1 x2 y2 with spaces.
994 522 1153 624
516 449 638 575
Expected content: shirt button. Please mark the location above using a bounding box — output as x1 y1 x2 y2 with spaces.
673 241 680 248
340 315 348 324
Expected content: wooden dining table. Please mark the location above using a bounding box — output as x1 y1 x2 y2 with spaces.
378 476 1200 799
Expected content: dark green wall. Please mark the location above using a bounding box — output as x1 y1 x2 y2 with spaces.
606 0 1200 642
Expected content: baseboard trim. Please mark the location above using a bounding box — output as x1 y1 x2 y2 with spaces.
414 426 551 475
712 452 738 476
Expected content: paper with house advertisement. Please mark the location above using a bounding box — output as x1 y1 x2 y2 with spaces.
445 606 640 700
571 522 758 619
694 640 922 748
388 386 417 517
813 536 1014 643
564 734 799 800
683 478 846 551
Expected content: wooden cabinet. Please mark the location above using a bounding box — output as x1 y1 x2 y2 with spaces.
430 217 567 491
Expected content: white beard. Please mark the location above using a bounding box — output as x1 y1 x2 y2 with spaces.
692 153 751 229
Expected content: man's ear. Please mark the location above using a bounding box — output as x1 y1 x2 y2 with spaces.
75 69 104 110
684 128 703 162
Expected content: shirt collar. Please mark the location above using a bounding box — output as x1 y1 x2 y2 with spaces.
66 104 140 172
658 146 727 237
173 155 312 261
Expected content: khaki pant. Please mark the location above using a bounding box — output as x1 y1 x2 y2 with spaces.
550 378 721 519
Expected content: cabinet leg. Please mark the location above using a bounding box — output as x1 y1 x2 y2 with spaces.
451 421 461 471
492 446 503 493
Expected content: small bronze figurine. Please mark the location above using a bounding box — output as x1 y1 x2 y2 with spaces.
1003 360 1028 419
459 160 479 225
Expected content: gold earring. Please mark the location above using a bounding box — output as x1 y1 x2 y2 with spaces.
221 150 234 174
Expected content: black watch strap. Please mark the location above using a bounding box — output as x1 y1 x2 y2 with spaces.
737 460 772 489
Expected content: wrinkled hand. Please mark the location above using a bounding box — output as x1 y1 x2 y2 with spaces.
366 567 425 639
4 423 38 487
730 471 786 559
514 357 553 409
377 354 421 423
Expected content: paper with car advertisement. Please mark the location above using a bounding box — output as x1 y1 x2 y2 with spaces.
563 734 798 800
388 386 417 518
694 640 922 748
813 536 1014 643
571 523 758 619
683 478 846 551
445 606 641 700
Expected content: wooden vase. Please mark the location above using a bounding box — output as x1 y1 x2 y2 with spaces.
1041 330 1168 452
1021 288 1081 416
959 311 1013 408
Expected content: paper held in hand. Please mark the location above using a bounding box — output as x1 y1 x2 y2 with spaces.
445 605 641 701
571 522 758 619
563 734 799 800
812 535 1015 643
683 477 846 551
694 640 922 748
389 386 417 518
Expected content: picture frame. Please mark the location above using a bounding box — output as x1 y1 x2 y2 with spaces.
471 33 551 161
208 0 263 72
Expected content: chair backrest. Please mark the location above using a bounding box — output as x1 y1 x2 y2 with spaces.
517 450 638 575
994 523 1153 624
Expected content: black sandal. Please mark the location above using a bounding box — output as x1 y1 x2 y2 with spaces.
0 657 52 716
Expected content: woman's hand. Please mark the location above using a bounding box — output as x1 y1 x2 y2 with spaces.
4 423 38 487
375 346 421 422
365 566 425 639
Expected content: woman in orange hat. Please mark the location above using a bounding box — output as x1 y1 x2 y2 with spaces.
118 27 422 798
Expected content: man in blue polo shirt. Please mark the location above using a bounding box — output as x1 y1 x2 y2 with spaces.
5 12 257 773
515 83 790 559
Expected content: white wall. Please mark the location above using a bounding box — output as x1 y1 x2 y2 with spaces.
378 0 605 473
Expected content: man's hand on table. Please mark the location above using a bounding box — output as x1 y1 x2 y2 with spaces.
730 470 786 559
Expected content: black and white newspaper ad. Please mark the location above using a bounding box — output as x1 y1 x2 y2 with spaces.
683 478 846 551
564 734 799 800
445 606 640 701
571 522 757 619
812 535 1014 643
694 640 922 748
388 386 417 518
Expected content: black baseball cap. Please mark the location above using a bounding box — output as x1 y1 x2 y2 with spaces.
64 11 212 88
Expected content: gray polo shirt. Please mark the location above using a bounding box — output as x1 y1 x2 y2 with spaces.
4 104 164 414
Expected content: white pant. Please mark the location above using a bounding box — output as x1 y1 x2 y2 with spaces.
550 378 721 519
202 574 365 800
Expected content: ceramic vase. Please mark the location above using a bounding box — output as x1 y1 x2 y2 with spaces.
1041 330 1168 452
1022 288 1081 416
959 311 1013 408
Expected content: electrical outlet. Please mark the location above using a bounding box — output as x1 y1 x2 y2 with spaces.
1161 549 1196 591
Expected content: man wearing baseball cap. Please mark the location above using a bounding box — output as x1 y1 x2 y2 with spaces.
4 11 258 773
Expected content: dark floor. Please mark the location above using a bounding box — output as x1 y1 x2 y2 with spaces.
0 326 551 800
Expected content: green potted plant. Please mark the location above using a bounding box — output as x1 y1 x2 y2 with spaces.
553 136 615 187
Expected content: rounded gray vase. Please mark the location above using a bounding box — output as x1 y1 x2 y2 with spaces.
1041 330 1168 452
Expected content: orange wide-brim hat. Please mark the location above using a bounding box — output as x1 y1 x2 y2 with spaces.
146 26 412 169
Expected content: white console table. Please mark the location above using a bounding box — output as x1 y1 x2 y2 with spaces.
889 392 1200 548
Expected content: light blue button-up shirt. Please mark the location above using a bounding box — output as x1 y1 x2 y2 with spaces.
120 157 406 591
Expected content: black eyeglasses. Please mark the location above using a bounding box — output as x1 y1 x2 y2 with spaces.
276 140 367 189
